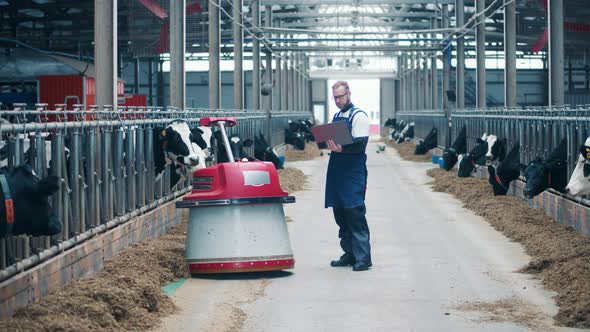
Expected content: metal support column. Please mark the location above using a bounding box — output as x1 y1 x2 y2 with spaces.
94 0 117 107
476 0 486 108
264 6 273 111
431 19 438 110
278 52 291 111
251 0 260 109
170 0 186 109
296 54 299 112
298 54 303 110
148 58 153 106
134 58 140 94
405 54 410 110
209 0 221 109
290 52 299 110
504 0 517 107
408 53 415 110
417 54 423 110
549 0 564 106
424 57 430 109
288 52 294 110
413 52 418 110
456 0 465 109
568 59 574 93
398 55 403 111
301 54 305 110
401 54 406 110
157 60 164 106
442 5 450 111
233 0 244 110
305 55 310 111
274 19 282 110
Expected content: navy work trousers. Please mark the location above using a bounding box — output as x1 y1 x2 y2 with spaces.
333 204 371 263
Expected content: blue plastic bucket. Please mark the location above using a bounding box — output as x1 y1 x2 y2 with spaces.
431 155 441 164
438 157 445 169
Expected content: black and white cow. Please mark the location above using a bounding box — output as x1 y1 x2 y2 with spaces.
390 120 408 142
285 120 314 143
457 134 490 177
414 127 437 155
489 136 507 162
457 133 506 177
395 122 414 144
0 133 71 170
384 118 396 128
565 137 590 197
301 119 315 142
190 126 213 164
254 133 284 169
0 165 61 237
441 125 467 171
386 119 406 141
213 131 255 163
522 138 568 198
153 120 211 188
487 143 521 196
285 121 306 150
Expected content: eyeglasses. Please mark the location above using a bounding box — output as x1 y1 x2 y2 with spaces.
332 90 349 101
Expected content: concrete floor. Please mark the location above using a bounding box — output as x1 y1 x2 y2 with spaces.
156 142 586 332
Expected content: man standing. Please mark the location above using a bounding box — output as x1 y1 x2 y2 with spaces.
325 81 372 271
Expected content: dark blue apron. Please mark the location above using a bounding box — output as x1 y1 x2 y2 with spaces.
325 106 368 208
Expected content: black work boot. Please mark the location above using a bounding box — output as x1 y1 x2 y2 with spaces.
352 261 372 271
330 254 355 267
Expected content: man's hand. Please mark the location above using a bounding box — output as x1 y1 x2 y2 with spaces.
327 140 342 152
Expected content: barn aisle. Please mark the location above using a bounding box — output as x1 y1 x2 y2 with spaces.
156 142 582 332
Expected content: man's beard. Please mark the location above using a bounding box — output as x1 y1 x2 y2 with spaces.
340 101 351 110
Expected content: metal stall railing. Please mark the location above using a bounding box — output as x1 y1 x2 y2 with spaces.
396 106 590 182
0 106 312 281
394 110 450 148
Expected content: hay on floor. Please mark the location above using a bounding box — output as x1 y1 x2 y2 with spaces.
428 168 590 328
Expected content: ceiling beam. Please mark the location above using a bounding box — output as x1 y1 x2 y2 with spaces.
272 12 437 19
272 45 439 52
281 22 430 29
260 0 454 4
262 27 456 35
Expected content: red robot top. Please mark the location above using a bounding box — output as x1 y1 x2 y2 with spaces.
182 161 290 202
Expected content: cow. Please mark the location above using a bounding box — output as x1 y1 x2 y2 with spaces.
254 132 284 169
489 136 507 162
384 118 396 128
565 137 590 197
153 120 210 188
285 119 314 143
386 119 406 141
301 119 316 142
414 127 437 155
487 143 521 195
213 131 255 163
522 138 568 198
395 122 414 144
457 134 490 177
0 133 70 170
457 133 506 177
0 165 61 237
190 126 213 165
441 125 467 171
285 122 306 150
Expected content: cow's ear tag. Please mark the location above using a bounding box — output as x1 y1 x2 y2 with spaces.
585 147 590 159
161 130 167 137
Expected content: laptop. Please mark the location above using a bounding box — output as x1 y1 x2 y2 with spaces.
311 121 353 146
